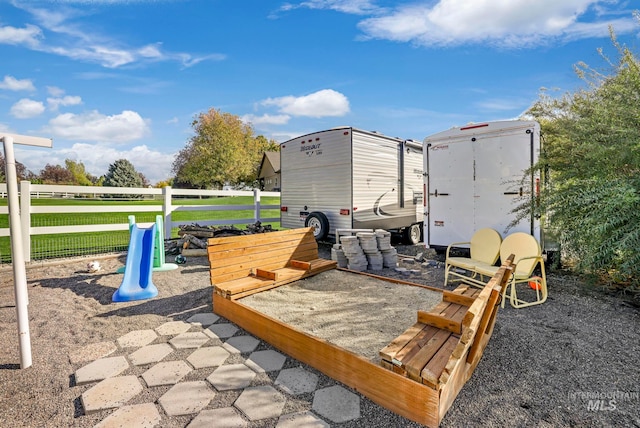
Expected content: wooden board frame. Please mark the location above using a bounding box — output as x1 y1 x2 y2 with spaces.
213 291 442 427
213 259 513 427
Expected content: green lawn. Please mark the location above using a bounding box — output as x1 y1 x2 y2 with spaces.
0 196 281 262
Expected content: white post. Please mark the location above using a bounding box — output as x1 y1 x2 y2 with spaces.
1 132 51 370
3 136 32 369
254 189 261 223
163 186 172 239
20 181 31 262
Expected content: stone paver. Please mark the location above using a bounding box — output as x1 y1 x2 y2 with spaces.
94 403 161 428
276 411 329 428
158 381 215 416
117 330 158 348
246 350 287 373
235 385 287 421
155 320 191 336
69 341 116 364
223 336 260 354
187 313 220 327
207 364 256 391
128 343 174 366
187 346 230 369
81 376 143 414
142 360 192 387
312 385 361 423
72 317 376 427
75 356 129 385
204 323 238 339
275 367 319 395
169 331 210 349
187 407 247 428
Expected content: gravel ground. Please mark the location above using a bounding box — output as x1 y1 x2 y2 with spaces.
0 241 638 427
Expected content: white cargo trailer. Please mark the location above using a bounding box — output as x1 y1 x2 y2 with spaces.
423 120 549 252
280 127 424 243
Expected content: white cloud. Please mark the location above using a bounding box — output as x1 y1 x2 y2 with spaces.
4 4 224 69
276 0 381 15
43 110 150 142
0 24 42 46
474 98 529 111
10 98 46 118
16 142 176 184
47 95 83 111
261 89 350 118
47 86 65 96
352 0 638 48
242 113 291 126
0 75 36 91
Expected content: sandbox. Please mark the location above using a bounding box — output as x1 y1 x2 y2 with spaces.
209 228 511 427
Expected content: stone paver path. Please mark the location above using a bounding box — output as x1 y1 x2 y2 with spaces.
72 312 368 427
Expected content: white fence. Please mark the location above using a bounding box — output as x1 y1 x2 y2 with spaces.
0 182 280 262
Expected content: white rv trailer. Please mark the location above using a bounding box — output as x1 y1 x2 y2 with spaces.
423 120 549 252
280 127 424 243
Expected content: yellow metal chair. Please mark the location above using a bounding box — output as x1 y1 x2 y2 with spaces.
444 228 502 287
475 232 548 308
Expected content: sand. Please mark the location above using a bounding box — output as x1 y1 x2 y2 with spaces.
240 269 443 361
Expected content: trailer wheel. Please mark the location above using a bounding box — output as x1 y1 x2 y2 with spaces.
403 223 422 245
305 212 329 241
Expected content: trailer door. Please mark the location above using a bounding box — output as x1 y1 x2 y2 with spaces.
473 127 538 238
427 139 475 246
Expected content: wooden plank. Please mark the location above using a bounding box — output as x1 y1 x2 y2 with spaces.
209 242 317 268
393 325 440 366
289 260 311 270
207 227 312 247
208 238 318 263
229 281 286 300
420 335 459 388
214 294 441 427
379 322 425 362
405 329 452 382
255 269 277 280
209 248 320 284
417 311 462 335
214 276 274 295
452 284 470 294
443 290 476 307
429 301 451 315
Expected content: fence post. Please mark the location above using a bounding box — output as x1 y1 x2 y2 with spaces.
254 188 261 223
19 180 31 262
163 186 172 239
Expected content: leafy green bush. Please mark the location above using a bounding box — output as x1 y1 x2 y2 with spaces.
519 25 640 290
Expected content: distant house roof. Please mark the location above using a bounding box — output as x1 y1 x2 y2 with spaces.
259 151 280 174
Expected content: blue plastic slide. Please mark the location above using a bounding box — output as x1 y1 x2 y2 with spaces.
112 223 159 302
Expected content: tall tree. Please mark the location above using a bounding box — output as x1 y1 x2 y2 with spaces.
172 108 279 189
40 164 75 184
517 25 640 286
65 159 94 186
0 153 35 182
103 159 144 188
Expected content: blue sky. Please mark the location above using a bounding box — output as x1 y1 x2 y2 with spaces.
0 0 638 184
